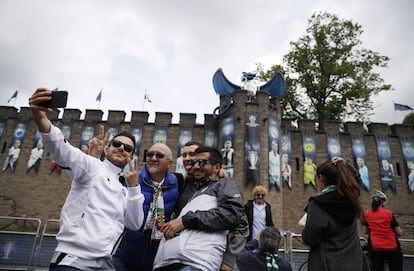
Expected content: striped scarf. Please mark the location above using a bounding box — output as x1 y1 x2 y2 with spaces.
265 252 279 271
143 182 165 241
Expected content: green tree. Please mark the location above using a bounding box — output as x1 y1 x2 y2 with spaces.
261 12 392 125
403 112 414 125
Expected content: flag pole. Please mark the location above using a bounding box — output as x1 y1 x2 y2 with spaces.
142 89 147 110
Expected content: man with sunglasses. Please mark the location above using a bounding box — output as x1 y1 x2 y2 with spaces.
28 88 145 271
111 143 183 271
154 146 245 271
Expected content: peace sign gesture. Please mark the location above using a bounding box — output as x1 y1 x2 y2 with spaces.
124 158 139 187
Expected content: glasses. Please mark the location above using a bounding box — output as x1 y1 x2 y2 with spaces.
111 140 134 153
189 159 210 167
146 151 167 159
255 194 265 198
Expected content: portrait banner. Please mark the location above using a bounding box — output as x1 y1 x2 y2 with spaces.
351 134 370 190
302 131 317 189
2 121 27 173
153 126 168 145
0 119 5 138
221 115 235 178
130 125 144 160
49 122 72 175
245 112 260 186
399 136 414 192
268 116 281 191
204 127 218 149
176 127 193 174
280 130 292 189
26 130 44 174
60 122 73 141
79 123 95 153
375 135 396 192
326 133 342 160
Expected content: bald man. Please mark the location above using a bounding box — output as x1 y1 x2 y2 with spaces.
112 143 182 271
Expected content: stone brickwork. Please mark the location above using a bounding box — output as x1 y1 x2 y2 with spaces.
0 92 413 247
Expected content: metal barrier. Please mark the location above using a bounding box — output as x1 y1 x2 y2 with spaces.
0 216 42 270
32 219 59 270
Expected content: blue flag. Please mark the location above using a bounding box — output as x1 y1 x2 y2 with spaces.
394 103 413 111
96 89 102 102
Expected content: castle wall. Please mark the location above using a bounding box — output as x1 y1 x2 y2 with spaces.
0 100 413 245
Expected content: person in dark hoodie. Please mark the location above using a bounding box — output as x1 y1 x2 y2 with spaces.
302 157 369 271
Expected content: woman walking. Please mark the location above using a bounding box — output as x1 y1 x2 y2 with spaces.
364 190 403 271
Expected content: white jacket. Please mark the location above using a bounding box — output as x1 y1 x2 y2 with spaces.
41 125 144 259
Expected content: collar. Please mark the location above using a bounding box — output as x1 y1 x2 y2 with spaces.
103 159 123 174
319 185 337 195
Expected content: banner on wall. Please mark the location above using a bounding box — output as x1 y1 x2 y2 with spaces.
79 123 95 153
302 131 317 189
130 125 143 160
204 128 218 149
49 122 73 175
26 130 44 174
2 121 27 173
280 130 292 189
153 126 168 145
176 127 193 174
0 120 5 138
326 133 342 160
399 136 414 192
268 116 281 191
351 134 370 190
245 112 260 186
375 135 396 192
221 116 235 178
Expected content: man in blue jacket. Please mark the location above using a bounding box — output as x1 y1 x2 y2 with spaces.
112 143 181 271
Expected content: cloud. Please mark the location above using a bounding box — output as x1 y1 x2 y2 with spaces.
0 0 412 124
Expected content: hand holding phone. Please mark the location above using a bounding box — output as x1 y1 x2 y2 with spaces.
39 90 68 108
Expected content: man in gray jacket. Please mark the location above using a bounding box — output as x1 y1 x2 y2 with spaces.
154 146 245 271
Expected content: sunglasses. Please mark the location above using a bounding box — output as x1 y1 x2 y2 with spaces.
189 159 211 167
146 151 167 159
111 139 134 153
256 194 265 198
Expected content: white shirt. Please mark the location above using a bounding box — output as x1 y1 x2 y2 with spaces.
252 201 267 240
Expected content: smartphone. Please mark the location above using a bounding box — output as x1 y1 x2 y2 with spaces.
40 90 68 108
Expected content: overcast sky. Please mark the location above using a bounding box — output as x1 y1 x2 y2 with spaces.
1 0 413 124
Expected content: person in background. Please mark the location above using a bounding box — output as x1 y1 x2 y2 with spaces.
28 88 144 271
245 185 274 241
236 226 292 271
302 157 369 271
363 190 403 271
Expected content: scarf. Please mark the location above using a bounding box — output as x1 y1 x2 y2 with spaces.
265 252 279 271
143 182 165 241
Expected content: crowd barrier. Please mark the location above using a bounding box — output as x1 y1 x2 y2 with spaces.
1 216 413 271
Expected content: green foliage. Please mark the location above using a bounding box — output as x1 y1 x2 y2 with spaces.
403 112 414 125
259 12 392 124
